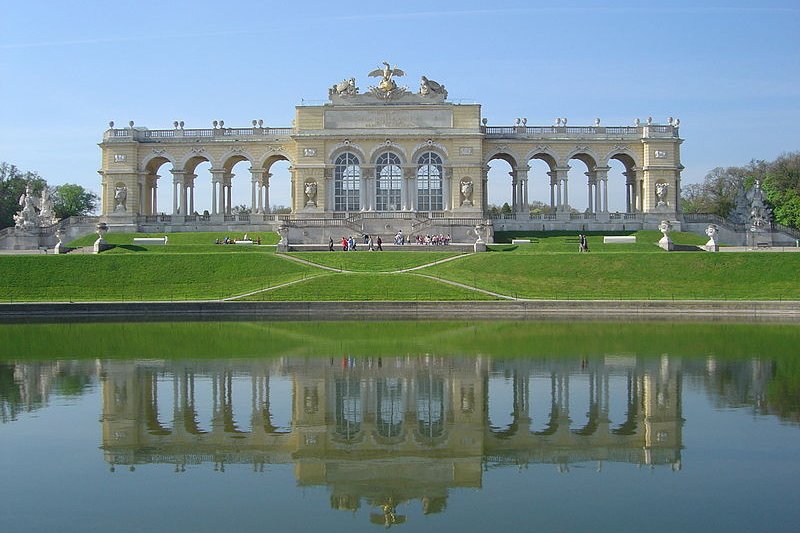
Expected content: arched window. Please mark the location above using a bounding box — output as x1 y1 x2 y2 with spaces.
417 152 443 211
376 152 402 211
417 374 445 440
376 378 404 439
334 153 360 212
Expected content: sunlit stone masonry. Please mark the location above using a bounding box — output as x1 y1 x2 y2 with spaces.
99 62 684 243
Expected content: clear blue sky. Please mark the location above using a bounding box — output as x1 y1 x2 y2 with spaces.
2 0 798 212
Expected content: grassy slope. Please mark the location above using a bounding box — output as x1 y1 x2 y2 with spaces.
68 231 280 247
422 252 800 300
491 230 707 253
287 251 462 272
0 254 312 301
240 272 492 301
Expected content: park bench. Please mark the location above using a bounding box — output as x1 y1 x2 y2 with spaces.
511 239 539 244
603 236 636 244
133 237 167 245
756 242 770 248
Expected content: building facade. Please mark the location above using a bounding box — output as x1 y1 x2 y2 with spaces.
98 63 684 242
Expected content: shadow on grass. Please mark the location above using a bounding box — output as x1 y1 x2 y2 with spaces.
116 245 147 252
673 244 703 252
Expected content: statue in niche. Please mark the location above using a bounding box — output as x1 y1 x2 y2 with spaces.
655 182 669 207
329 77 358 97
460 180 474 206
419 76 447 98
13 184 39 232
114 185 128 212
304 181 318 207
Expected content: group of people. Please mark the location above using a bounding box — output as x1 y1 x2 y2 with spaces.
215 234 261 245
332 234 383 251
414 234 451 246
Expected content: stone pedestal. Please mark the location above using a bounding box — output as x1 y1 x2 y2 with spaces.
93 222 112 254
474 241 486 252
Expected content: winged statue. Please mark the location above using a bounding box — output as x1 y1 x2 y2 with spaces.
368 62 405 93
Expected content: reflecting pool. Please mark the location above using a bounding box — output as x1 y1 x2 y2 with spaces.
1 321 799 532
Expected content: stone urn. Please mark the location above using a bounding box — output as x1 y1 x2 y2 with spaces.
658 220 674 251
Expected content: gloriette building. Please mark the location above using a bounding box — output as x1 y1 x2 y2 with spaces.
98 63 684 243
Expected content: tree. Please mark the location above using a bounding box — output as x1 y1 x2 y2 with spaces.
680 162 763 218
231 204 251 215
52 183 99 219
500 202 512 215
0 162 46 229
762 152 800 229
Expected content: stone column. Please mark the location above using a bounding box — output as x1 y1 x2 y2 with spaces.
264 173 272 213
443 168 452 211
187 174 196 215
551 167 569 211
594 167 610 214
508 170 519 213
250 169 265 213
515 166 529 213
548 171 556 209
211 170 225 215
226 180 232 215
152 180 158 214
172 180 179 215
585 171 597 213
360 166 368 212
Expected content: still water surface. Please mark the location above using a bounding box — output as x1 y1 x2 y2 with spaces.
1 321 799 532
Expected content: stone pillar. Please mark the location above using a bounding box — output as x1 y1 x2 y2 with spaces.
509 171 518 212
211 170 225 215
187 174 196 215
548 171 556 209
152 180 158 214
515 167 529 213
264 173 272 213
250 169 265 213
172 180 179 215
443 168 452 211
552 167 569 212
594 167 610 213
360 166 368 212
586 171 597 213
226 181 232 215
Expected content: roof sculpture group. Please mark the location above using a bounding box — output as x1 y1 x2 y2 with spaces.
329 61 447 101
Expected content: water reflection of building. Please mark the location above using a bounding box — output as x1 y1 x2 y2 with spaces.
99 355 682 521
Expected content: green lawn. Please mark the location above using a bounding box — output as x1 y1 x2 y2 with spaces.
0 254 312 302
68 231 279 248
239 272 493 301
421 252 800 300
490 230 707 253
287 251 462 272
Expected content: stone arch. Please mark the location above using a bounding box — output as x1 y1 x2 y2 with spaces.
260 153 292 171
220 150 256 173
604 146 639 170
327 141 366 164
524 148 558 170
368 142 407 165
176 149 217 170
411 140 448 163
484 149 520 168
565 146 600 170
257 150 294 169
605 148 640 213
141 152 177 173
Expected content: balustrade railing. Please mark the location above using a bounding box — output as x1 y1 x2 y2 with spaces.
105 126 294 142
482 124 676 138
